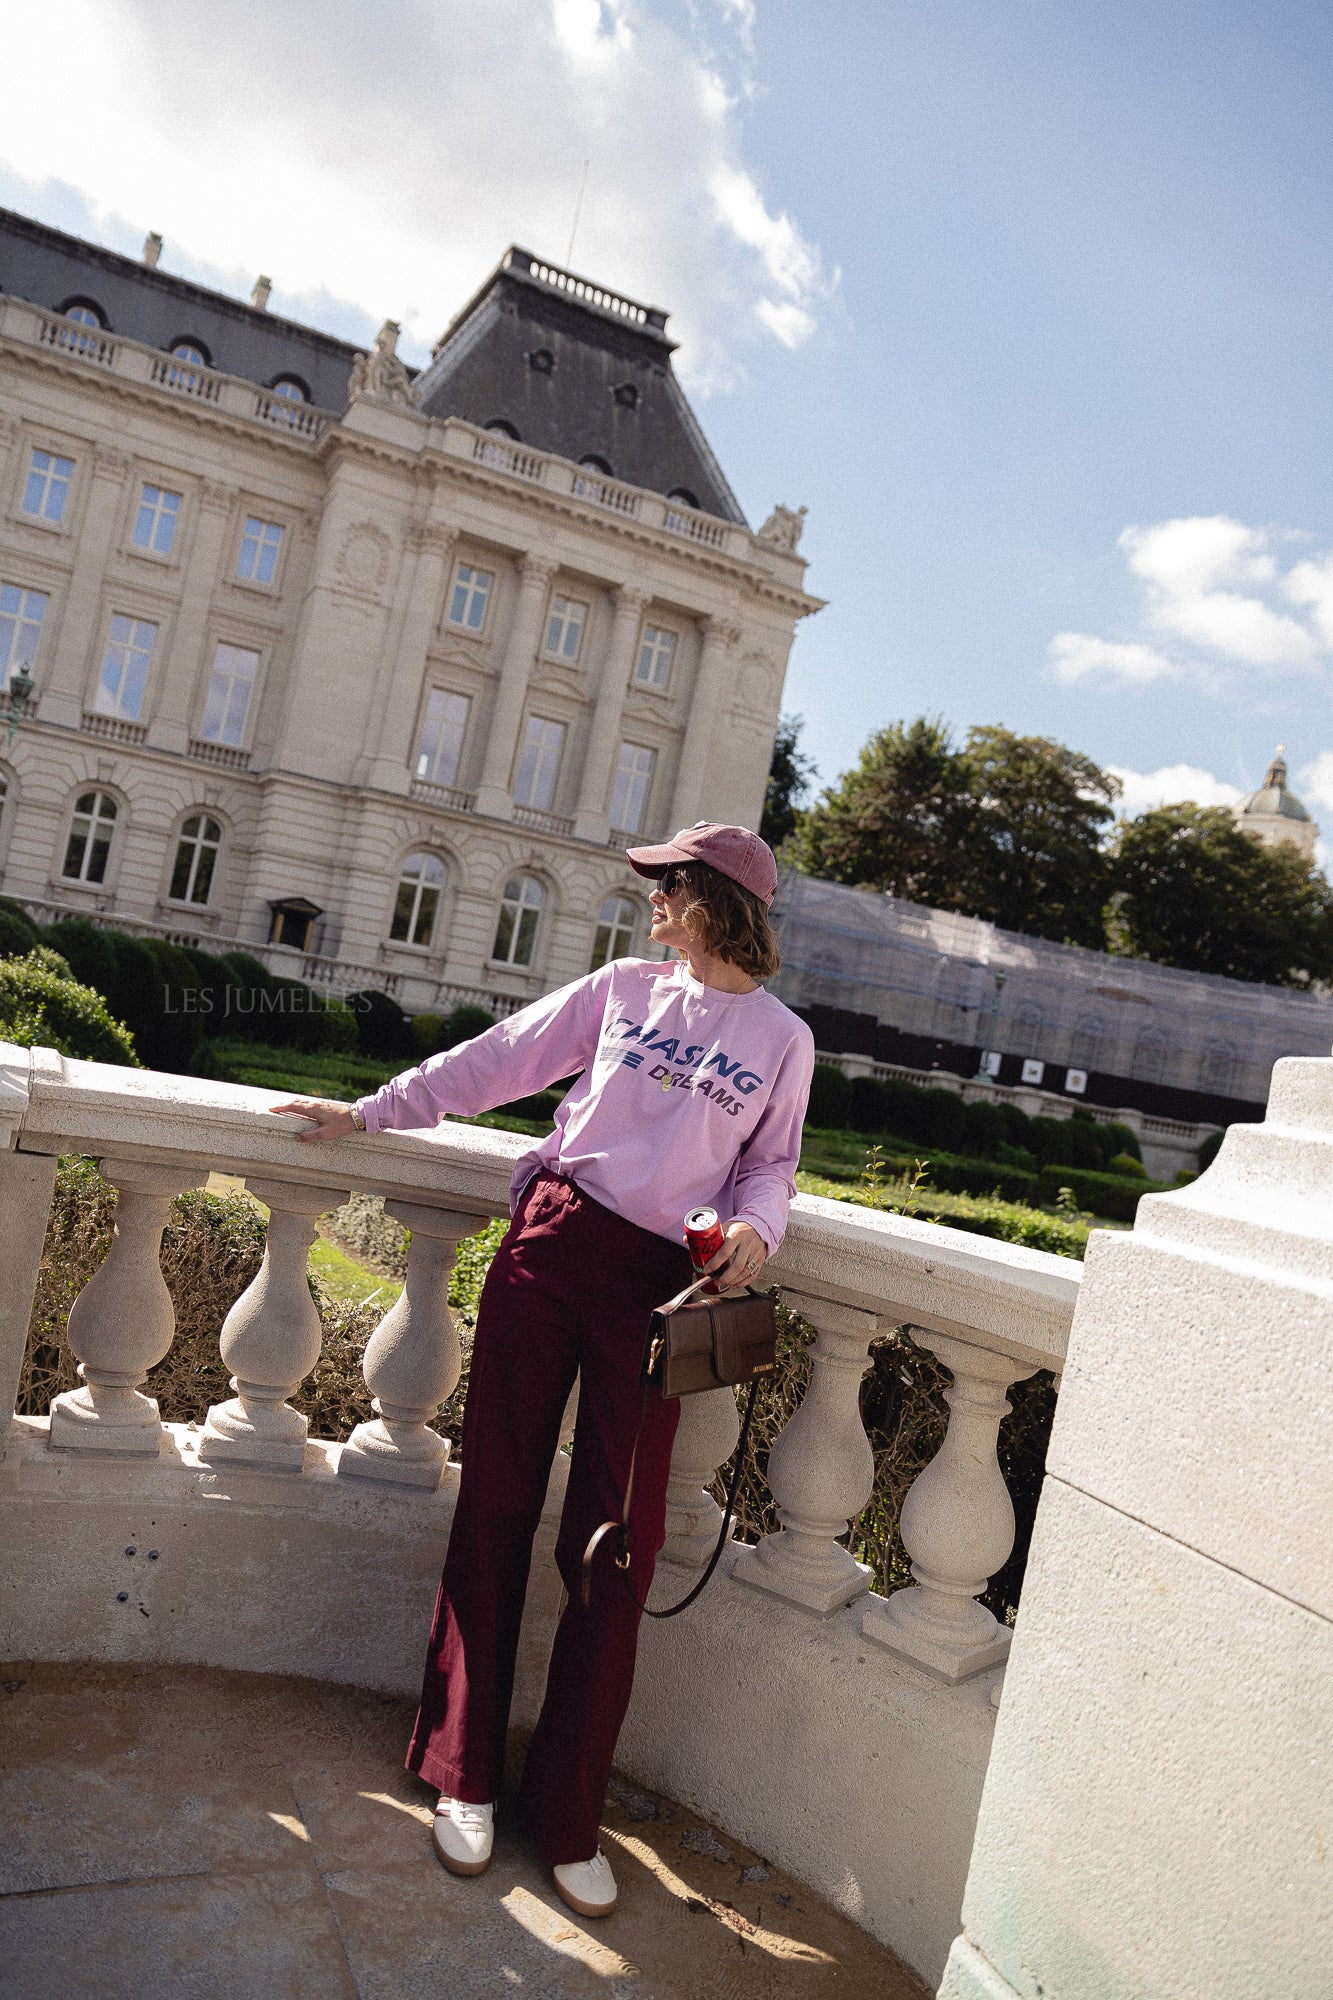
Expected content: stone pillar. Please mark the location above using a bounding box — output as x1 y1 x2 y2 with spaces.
573 583 647 842
937 1056 1333 2000
37 444 132 728
731 1293 877 1614
668 616 740 831
660 1384 742 1567
199 1177 347 1472
48 1162 205 1456
0 1152 58 1461
338 1201 478 1490
146 480 235 753
473 554 558 820
361 521 458 793
862 1330 1034 1682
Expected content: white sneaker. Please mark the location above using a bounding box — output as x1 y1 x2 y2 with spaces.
432 1797 494 1877
553 1848 618 1918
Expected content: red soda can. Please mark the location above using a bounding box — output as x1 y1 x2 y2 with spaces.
684 1206 726 1275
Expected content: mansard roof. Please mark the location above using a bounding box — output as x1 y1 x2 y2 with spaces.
412 248 747 525
0 204 361 411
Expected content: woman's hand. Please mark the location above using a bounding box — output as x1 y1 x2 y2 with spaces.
270 1097 360 1143
703 1220 767 1293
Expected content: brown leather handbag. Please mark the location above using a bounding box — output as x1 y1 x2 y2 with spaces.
581 1276 777 1619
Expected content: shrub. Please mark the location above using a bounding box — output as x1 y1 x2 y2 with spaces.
806 1062 851 1128
1028 1116 1104 1171
0 896 42 959
1198 1128 1225 1172
960 1098 1007 1160
1035 1163 1165 1221
410 1012 445 1060
0 950 139 1064
348 987 413 1060
1098 1120 1141 1164
1106 1151 1147 1178
443 1002 497 1048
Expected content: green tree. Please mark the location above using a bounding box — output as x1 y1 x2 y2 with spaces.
794 717 975 904
958 725 1120 948
1110 804 1333 985
0 949 140 1064
759 713 817 850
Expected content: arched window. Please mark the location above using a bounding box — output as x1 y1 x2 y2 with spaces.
390 851 445 948
590 896 637 972
61 300 105 328
666 486 700 510
578 454 613 476
62 790 117 885
1071 1013 1106 1073
171 339 209 367
1009 1004 1044 1057
1133 1031 1169 1086
169 815 222 905
270 377 308 403
1199 1039 1238 1096
492 875 543 967
484 418 519 439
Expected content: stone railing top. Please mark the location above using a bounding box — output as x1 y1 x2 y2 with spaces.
0 1045 525 1219
768 1192 1079 1371
0 1044 1081 1369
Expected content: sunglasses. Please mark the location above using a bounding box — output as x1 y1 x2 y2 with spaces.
657 866 688 897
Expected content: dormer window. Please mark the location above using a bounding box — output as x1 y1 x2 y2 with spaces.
484 418 520 439
270 377 307 403
611 382 639 409
667 486 700 511
528 348 555 375
171 340 209 367
578 455 613 476
62 300 105 329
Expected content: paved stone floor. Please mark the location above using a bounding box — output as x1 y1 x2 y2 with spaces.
0 1663 928 2000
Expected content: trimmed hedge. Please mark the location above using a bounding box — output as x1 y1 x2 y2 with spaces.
0 949 140 1065
1035 1163 1169 1221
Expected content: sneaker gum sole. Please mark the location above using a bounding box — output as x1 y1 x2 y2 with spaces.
553 1875 617 1919
432 1821 493 1879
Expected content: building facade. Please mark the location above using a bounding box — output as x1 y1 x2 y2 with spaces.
0 210 819 1015
1232 745 1319 861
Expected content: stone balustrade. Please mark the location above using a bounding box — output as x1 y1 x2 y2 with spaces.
0 1040 1080 1989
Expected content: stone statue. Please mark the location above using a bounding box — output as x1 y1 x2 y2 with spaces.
757 503 807 553
348 320 419 408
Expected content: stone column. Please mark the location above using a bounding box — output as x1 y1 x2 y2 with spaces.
48 1162 205 1456
472 553 558 820
37 444 133 729
146 479 235 754
0 1152 58 1461
573 583 647 842
199 1177 348 1472
862 1328 1035 1681
661 1385 741 1567
731 1293 877 1614
337 1201 478 1490
667 615 740 831
362 521 458 794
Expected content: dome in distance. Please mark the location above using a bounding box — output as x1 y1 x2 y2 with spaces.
1232 747 1318 860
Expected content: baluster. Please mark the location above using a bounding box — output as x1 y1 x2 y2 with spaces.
661 1386 740 1567
49 1162 204 1456
199 1178 347 1472
862 1328 1035 1681
732 1293 877 1614
338 1203 480 1490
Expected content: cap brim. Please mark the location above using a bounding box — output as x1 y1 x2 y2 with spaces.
625 840 693 878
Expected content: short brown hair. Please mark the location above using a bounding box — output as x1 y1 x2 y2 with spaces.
665 861 781 980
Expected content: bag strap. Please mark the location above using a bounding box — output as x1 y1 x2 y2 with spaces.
580 1374 762 1620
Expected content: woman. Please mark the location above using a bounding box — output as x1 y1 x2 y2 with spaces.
276 821 814 1919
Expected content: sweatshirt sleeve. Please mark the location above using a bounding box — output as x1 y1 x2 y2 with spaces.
355 968 610 1134
729 1023 815 1255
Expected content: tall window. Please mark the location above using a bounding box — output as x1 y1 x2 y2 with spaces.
0 585 48 683
22 450 74 525
169 814 221 905
94 615 157 721
236 517 283 585
132 484 182 556
493 875 543 967
609 742 655 833
199 643 259 745
544 594 587 662
390 851 445 947
62 790 117 884
414 689 470 787
635 623 676 689
448 561 493 631
513 716 565 810
590 896 637 971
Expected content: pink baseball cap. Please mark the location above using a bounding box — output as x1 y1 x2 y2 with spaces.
626 821 779 906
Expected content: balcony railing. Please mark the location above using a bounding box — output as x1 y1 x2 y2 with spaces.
409 777 476 812
0 1042 1078 1986
39 313 116 367
81 710 148 746
187 737 251 769
511 803 575 836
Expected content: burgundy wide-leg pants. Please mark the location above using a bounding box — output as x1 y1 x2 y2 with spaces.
405 1171 692 1865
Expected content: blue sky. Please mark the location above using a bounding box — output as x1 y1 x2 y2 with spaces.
5 0 1331 833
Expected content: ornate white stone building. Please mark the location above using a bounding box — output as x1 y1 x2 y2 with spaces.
1232 745 1319 862
0 209 820 1014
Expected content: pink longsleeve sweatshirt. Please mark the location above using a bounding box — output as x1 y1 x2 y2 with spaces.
355 957 815 1254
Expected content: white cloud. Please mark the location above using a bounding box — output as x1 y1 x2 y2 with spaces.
1298 750 1333 817
1048 633 1178 685
1052 514 1333 694
1107 763 1243 817
0 0 829 394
